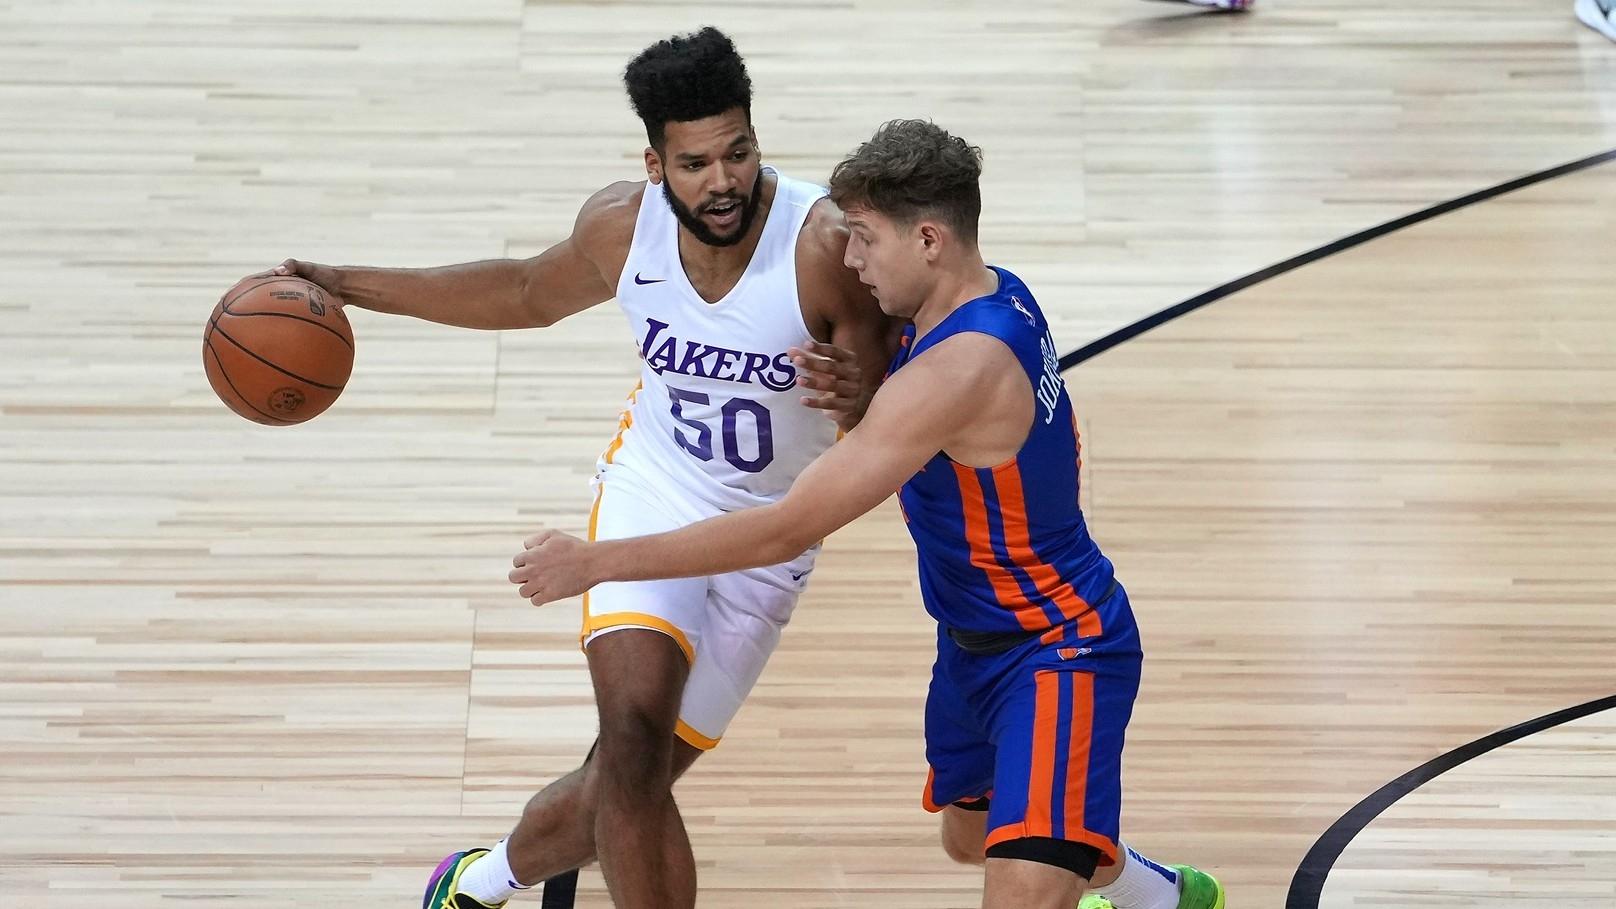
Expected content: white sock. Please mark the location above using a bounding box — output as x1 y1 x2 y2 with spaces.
1092 843 1181 909
457 838 531 906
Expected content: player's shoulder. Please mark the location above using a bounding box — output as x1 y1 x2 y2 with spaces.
793 196 871 321
795 195 852 270
573 180 646 251
873 329 1018 426
915 329 1021 379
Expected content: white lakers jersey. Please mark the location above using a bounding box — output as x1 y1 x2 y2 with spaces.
598 167 839 511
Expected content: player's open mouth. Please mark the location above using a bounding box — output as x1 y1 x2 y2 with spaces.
705 199 742 228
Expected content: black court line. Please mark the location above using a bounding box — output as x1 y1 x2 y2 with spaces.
540 869 578 907
1057 147 1616 371
1286 694 1616 909
1046 147 1616 908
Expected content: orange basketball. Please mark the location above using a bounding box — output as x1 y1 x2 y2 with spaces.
203 276 354 425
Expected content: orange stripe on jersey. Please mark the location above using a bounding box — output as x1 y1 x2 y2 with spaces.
952 461 1042 631
1071 406 1083 474
600 381 643 465
1063 671 1096 845
922 766 942 813
578 484 606 651
1024 669 1061 839
993 463 1103 638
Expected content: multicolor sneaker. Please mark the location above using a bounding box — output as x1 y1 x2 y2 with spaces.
1076 864 1225 909
1171 864 1226 909
423 849 504 909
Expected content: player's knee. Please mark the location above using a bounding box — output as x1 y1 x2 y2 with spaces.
595 708 676 796
941 831 984 866
940 817 986 865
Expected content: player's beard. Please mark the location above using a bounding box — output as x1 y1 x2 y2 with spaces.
663 169 766 248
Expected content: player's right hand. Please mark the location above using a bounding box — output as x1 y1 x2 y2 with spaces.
791 340 868 433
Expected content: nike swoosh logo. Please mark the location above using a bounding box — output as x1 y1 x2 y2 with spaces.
634 273 666 285
790 570 811 582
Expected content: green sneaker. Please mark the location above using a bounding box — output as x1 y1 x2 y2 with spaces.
1171 864 1226 909
422 848 504 909
1078 865 1223 909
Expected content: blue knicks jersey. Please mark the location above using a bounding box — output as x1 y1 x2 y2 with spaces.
893 267 1118 639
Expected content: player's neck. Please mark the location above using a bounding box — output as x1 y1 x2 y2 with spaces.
676 172 777 300
913 257 997 342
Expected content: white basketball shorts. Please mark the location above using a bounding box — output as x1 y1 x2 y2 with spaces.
580 469 815 750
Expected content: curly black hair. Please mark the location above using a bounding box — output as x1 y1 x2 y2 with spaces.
623 27 753 151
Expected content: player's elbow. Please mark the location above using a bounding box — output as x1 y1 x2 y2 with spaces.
765 532 818 567
750 509 821 566
515 271 555 328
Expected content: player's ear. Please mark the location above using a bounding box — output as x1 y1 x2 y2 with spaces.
918 222 945 261
645 147 663 185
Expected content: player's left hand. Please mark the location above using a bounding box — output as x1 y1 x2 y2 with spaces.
510 530 596 606
790 340 868 433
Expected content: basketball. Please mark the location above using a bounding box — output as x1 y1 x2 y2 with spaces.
203 276 354 425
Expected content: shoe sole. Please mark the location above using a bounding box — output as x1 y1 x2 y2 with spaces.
423 852 464 909
1206 871 1227 909
1171 864 1226 909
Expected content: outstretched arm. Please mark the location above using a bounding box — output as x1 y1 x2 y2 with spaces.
262 182 640 330
509 332 1015 606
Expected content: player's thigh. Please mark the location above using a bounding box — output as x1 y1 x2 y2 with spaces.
924 634 997 815
983 657 1139 874
582 480 711 662
673 571 797 750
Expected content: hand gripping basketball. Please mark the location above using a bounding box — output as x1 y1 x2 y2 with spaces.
203 272 354 425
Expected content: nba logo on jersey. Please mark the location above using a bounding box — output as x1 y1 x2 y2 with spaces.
1011 296 1036 327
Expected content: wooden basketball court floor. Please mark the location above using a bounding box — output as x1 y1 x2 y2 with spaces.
2 1 1614 906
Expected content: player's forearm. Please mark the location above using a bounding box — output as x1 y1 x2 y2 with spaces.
590 507 815 584
331 259 538 330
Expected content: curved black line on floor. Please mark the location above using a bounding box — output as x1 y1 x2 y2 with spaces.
1044 147 1616 908
1286 694 1616 909
1057 147 1616 371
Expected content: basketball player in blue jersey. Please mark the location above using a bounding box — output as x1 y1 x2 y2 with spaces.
511 119 1226 909
254 28 898 909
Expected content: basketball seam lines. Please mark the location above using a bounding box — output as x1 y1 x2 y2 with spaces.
204 330 296 424
209 320 346 391
218 276 352 350
220 309 354 350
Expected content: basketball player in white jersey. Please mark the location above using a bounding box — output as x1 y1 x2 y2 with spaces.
257 27 895 909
